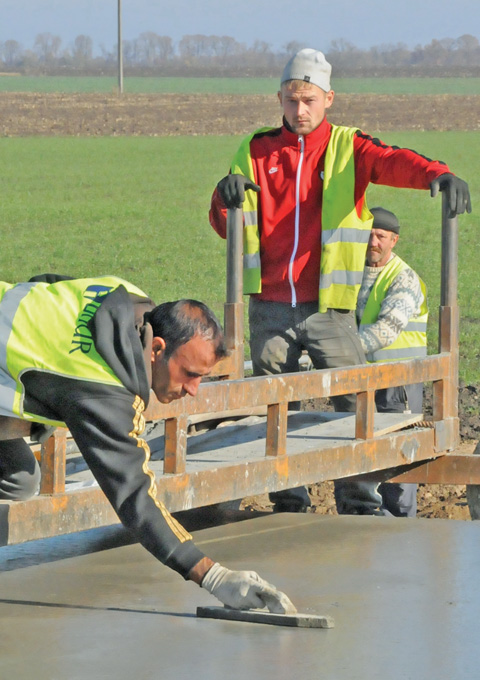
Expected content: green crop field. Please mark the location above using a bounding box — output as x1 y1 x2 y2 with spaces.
1 131 478 380
1 74 480 95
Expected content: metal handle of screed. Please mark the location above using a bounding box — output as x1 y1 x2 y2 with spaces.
440 191 458 309
436 191 460 423
226 207 244 304
224 207 245 378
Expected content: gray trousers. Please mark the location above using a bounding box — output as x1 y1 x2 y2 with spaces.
0 438 41 501
249 298 421 516
334 383 422 517
249 299 365 410
249 299 366 509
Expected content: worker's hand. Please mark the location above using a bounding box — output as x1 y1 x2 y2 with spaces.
217 174 261 209
201 562 297 614
430 173 472 217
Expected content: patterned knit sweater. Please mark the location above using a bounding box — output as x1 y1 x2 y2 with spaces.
356 255 424 361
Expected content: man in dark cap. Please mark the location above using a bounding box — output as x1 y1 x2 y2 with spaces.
335 207 427 516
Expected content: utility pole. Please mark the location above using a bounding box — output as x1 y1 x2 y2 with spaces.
117 0 124 94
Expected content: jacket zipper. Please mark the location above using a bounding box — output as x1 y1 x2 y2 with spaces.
288 135 304 307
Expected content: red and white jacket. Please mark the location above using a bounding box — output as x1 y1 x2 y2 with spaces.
209 116 450 304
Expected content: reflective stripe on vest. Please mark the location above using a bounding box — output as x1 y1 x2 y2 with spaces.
0 276 149 425
359 255 428 363
230 127 273 294
232 125 373 310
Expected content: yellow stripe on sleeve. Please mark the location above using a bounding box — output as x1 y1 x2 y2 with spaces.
129 395 192 543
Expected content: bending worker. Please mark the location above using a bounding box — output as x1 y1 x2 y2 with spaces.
209 47 471 513
335 207 427 516
0 273 295 613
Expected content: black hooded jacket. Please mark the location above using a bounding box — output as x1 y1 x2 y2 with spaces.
20 274 206 578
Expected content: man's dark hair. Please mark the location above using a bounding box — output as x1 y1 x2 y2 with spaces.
147 299 228 360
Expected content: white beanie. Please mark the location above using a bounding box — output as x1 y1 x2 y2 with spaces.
281 48 332 92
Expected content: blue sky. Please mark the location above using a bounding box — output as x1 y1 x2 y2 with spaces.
2 0 480 54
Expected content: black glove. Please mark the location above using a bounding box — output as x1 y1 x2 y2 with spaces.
430 173 472 217
334 481 382 515
217 174 261 209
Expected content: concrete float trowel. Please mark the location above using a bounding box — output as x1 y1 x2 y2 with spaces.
196 606 334 628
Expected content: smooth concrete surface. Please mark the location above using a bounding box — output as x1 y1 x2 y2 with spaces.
0 513 479 679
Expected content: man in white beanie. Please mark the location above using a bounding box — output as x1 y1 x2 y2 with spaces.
209 48 471 514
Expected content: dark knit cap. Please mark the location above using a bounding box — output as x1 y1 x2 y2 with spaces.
371 207 400 234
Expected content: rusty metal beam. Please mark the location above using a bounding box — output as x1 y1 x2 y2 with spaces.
164 416 188 474
344 453 480 486
145 353 451 422
2 488 120 546
1 427 442 546
355 390 375 440
0 416 31 440
434 417 459 453
389 453 480 485
39 429 67 495
266 402 288 457
6 351 453 546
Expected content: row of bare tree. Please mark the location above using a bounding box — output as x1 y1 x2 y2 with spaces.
1 32 480 76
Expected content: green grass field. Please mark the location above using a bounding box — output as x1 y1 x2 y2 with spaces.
1 75 480 95
1 132 478 381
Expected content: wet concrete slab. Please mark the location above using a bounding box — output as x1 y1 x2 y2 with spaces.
0 513 479 679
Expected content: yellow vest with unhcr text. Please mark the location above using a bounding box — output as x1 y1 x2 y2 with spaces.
231 124 373 312
359 255 428 363
0 276 149 426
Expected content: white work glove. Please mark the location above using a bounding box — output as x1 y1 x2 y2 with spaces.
201 563 297 614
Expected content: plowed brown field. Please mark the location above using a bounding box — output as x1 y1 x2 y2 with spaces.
0 92 478 136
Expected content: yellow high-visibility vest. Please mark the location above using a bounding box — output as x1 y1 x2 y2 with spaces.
359 255 428 363
230 124 373 311
0 276 149 425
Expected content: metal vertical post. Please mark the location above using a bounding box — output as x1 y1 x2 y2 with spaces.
224 207 244 379
434 193 459 431
440 193 458 310
39 429 67 495
226 207 243 304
